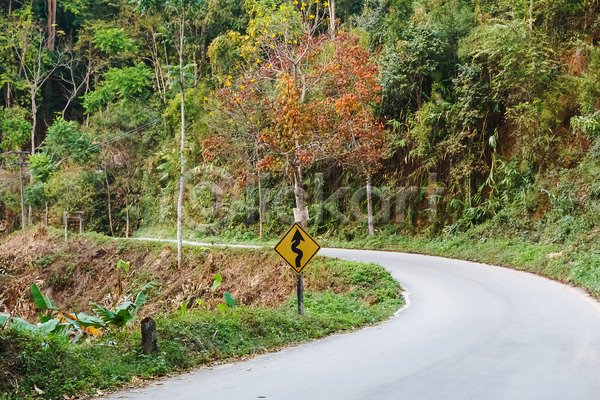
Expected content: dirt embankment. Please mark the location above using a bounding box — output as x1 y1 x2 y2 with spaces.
0 227 344 322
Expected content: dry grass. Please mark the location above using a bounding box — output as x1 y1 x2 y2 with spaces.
0 226 353 322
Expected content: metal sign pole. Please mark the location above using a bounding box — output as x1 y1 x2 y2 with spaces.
295 209 306 315
297 272 304 315
274 213 320 317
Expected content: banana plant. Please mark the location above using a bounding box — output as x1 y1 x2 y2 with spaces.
31 283 57 323
211 273 222 295
115 259 131 299
90 281 157 327
29 284 103 340
0 313 52 332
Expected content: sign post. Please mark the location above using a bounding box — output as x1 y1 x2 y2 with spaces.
63 211 84 240
274 223 321 315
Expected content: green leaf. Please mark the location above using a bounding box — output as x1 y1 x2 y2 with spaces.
36 319 59 334
10 317 38 332
223 291 237 307
117 259 130 272
39 313 53 323
74 313 105 329
90 303 117 325
114 302 136 326
211 274 222 294
0 313 9 327
31 284 57 310
135 281 158 308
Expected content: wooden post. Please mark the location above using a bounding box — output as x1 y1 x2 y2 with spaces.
18 153 26 230
64 211 84 239
141 317 157 355
64 211 67 240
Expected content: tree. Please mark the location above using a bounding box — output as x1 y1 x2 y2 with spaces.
244 0 332 229
320 33 387 235
137 0 203 268
11 11 63 155
82 63 154 114
0 106 31 228
0 106 31 151
27 117 97 224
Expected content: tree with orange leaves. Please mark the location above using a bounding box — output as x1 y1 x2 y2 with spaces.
206 0 333 230
318 33 387 236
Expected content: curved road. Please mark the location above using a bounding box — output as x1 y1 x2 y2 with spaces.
103 247 600 400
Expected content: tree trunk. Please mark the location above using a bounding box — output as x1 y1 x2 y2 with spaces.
31 91 37 154
150 27 166 104
176 13 186 269
258 170 263 239
300 74 307 103
47 0 57 50
193 52 198 87
19 154 25 229
199 22 206 76
44 201 48 226
366 173 374 236
328 0 336 37
29 89 37 227
529 0 534 31
106 176 114 236
8 0 12 15
5 82 10 107
294 166 307 229
125 194 130 238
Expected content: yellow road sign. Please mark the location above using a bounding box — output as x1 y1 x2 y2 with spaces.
274 223 321 274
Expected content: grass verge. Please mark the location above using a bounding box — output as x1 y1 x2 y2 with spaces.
320 230 600 297
0 256 402 400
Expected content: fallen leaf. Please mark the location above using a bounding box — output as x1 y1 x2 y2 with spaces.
34 385 45 395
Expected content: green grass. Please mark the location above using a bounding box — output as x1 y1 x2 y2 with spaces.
0 258 402 400
322 228 600 297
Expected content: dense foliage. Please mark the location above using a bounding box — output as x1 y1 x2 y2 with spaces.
0 0 599 243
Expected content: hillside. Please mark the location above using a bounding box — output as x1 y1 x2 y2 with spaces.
0 0 597 245
0 226 394 320
0 226 403 399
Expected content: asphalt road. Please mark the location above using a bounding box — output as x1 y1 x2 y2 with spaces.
102 247 600 400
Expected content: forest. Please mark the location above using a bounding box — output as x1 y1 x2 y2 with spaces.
0 0 599 245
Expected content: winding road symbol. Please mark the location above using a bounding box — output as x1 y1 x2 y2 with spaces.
291 229 304 272
274 223 321 274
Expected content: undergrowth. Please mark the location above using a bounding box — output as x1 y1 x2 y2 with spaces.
0 258 402 400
